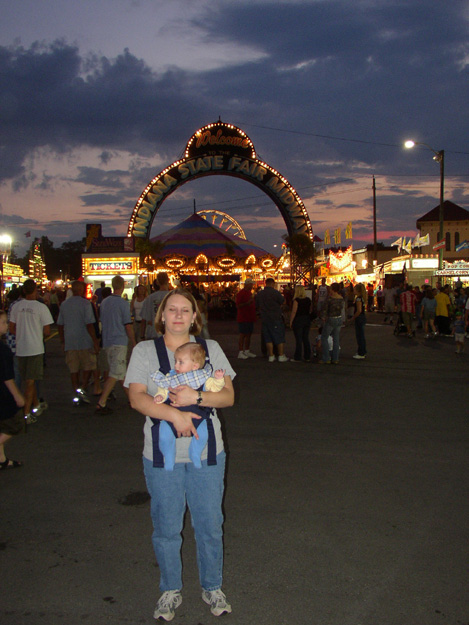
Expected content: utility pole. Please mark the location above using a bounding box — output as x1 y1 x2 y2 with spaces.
373 175 377 263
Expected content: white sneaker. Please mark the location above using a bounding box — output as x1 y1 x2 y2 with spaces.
353 354 366 359
153 590 182 621
244 350 257 358
202 589 232 616
237 351 249 359
32 400 48 416
278 354 289 362
75 388 90 404
268 355 276 362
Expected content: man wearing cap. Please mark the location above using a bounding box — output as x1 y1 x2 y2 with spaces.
235 278 257 359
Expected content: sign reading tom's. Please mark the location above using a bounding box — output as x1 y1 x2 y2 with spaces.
128 120 313 241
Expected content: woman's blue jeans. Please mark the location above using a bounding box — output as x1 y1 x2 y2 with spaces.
143 451 226 592
354 315 367 356
321 317 342 362
292 316 311 360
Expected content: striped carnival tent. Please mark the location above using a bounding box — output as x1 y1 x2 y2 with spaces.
151 213 271 258
149 212 277 281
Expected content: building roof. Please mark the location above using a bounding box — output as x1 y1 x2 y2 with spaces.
416 200 469 224
150 213 273 259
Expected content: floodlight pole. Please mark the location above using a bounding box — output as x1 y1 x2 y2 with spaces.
404 141 445 271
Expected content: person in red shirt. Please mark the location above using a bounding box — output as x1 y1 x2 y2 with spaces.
366 283 375 311
400 284 417 337
235 279 257 359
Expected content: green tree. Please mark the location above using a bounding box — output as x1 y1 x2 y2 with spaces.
134 238 166 270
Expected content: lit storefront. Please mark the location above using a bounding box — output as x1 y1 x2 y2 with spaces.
82 254 140 299
435 260 469 286
327 246 356 284
381 255 439 287
82 224 140 298
2 262 27 289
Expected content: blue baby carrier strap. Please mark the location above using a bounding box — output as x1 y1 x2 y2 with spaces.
150 336 216 468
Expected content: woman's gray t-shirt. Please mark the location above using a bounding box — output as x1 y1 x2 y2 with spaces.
124 338 235 463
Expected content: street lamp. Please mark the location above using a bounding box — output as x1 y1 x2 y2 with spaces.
404 140 445 271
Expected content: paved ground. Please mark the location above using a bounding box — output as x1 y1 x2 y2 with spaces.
2 314 468 625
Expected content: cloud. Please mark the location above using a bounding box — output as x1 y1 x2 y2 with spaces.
0 1 467 253
0 212 38 225
75 166 128 188
78 193 125 207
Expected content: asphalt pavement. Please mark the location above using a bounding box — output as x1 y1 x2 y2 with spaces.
2 314 468 625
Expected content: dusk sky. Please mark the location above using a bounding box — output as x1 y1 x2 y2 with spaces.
1 0 468 256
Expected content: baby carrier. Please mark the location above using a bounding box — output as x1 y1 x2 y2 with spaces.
150 336 217 468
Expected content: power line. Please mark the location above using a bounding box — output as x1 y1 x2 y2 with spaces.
235 122 469 156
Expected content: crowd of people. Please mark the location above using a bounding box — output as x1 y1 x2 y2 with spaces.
238 278 469 363
1 271 468 620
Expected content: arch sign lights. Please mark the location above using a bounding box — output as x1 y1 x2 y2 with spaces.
128 121 313 241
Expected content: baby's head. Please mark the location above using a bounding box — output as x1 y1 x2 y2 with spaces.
174 342 206 374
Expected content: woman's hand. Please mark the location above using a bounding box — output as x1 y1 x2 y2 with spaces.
171 409 200 438
169 384 197 407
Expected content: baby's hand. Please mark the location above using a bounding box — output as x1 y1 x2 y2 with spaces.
153 394 164 404
214 369 225 379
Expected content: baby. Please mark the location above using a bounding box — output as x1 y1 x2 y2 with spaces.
151 342 225 470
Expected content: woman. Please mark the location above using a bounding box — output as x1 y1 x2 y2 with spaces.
289 285 312 361
130 284 146 343
420 287 437 338
320 282 345 364
125 289 235 621
345 282 355 319
351 283 367 359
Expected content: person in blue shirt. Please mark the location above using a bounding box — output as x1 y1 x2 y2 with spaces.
95 275 135 414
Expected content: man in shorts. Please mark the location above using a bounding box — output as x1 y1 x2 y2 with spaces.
57 280 100 405
9 279 53 423
255 277 289 362
95 275 136 414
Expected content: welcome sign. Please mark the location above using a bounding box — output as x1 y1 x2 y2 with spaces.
128 121 313 242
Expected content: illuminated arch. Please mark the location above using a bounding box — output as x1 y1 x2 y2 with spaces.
127 121 313 241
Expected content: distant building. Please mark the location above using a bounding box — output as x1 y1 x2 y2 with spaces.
416 200 469 261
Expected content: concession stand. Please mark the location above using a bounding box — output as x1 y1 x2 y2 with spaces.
82 224 140 299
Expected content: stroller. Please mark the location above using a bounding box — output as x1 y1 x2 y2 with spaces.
393 311 415 336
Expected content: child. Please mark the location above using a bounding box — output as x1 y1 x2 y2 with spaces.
151 342 225 470
0 310 25 470
452 311 465 354
312 333 333 359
